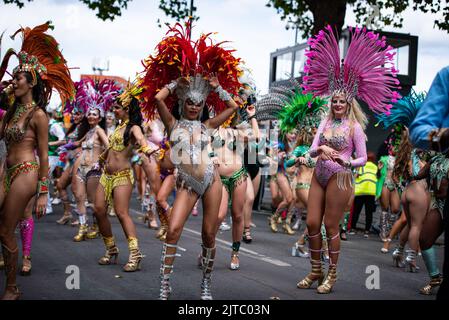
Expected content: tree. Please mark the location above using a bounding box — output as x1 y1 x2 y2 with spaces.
2 0 199 24
157 0 199 27
2 0 132 21
266 0 449 38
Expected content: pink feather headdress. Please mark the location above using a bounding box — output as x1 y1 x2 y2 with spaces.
65 78 121 116
302 25 401 115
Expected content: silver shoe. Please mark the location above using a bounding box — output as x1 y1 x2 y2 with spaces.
200 245 215 300
200 275 213 300
405 250 420 272
159 274 172 300
291 242 309 258
158 243 177 300
392 247 405 268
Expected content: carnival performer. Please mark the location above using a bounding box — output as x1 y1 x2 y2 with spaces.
105 111 116 137
70 79 120 241
155 155 175 241
237 71 261 243
296 25 399 294
93 79 155 272
408 140 447 294
211 103 260 270
410 66 449 299
55 100 86 225
376 91 427 268
0 22 74 299
377 138 401 247
256 80 327 254
47 105 66 213
141 22 241 300
142 116 167 230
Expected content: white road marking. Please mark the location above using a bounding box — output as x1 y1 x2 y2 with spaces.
183 227 291 267
130 208 291 267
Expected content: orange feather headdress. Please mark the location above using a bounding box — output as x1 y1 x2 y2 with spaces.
0 21 74 106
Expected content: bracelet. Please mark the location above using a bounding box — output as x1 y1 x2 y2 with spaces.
165 81 177 94
139 145 153 154
37 177 49 195
248 115 256 121
214 85 231 101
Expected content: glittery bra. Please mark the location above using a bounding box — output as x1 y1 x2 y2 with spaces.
319 119 350 152
109 120 128 152
4 103 37 145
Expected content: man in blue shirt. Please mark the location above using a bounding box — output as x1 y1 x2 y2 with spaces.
410 66 449 300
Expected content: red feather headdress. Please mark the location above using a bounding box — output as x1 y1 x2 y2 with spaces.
140 22 242 119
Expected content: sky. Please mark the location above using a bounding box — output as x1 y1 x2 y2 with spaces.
1 0 449 109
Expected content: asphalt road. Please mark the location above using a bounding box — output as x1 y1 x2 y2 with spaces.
2 194 443 300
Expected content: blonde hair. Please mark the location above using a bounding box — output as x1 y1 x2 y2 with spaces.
327 95 368 131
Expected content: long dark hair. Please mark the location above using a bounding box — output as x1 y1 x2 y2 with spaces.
123 97 143 146
393 130 413 183
75 109 107 141
0 71 47 139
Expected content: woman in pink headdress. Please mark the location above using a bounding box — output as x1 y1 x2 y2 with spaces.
296 26 400 294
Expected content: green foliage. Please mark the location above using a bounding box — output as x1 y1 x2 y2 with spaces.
157 0 199 27
2 0 132 20
267 0 449 38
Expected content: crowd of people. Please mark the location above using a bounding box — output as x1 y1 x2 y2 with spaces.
0 21 448 301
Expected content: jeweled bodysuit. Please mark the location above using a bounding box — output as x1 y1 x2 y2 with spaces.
309 118 367 189
169 119 215 196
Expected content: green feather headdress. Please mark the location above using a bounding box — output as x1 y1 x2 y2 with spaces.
256 79 327 135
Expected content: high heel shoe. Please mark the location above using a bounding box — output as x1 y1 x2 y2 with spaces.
283 221 295 235
123 236 143 272
269 213 279 233
56 213 72 225
420 274 443 295
404 250 420 272
123 249 143 272
392 246 405 268
230 252 240 270
98 246 119 265
20 256 32 276
73 224 89 242
86 223 100 239
297 259 324 289
147 211 158 230
317 264 337 294
291 241 309 258
242 227 253 243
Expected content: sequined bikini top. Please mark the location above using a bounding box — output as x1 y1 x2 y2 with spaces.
170 119 210 165
109 120 128 152
82 126 102 150
171 119 209 150
319 123 349 152
4 106 37 146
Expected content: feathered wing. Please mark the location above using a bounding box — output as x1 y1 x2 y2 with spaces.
303 25 400 115
255 79 327 132
140 22 242 119
196 33 241 115
140 23 197 119
14 22 74 106
344 27 400 114
96 79 122 114
302 25 341 97
376 89 426 129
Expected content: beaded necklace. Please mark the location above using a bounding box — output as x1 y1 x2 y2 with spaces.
12 102 36 124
